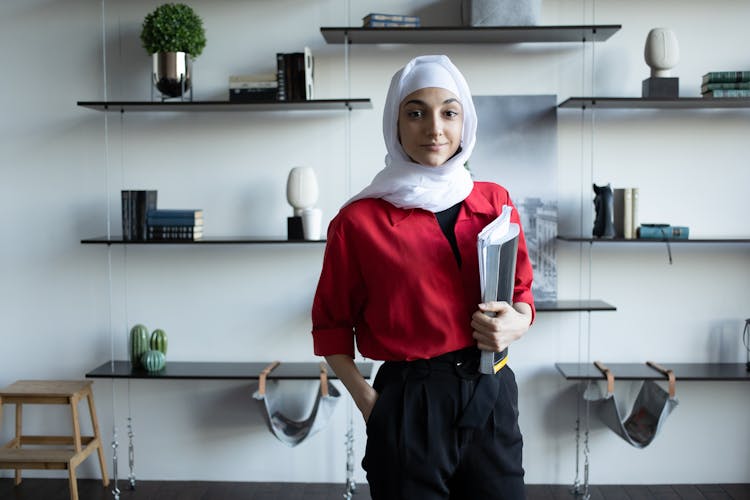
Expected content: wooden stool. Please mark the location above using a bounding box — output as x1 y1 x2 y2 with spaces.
0 380 109 500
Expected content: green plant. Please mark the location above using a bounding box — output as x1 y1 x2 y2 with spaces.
140 3 206 58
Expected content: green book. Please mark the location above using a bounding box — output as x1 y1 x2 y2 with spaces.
703 89 750 98
702 71 750 85
701 82 750 93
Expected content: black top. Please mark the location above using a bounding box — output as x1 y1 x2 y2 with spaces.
434 201 463 266
86 360 374 380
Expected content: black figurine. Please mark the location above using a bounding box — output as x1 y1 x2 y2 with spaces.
592 183 615 238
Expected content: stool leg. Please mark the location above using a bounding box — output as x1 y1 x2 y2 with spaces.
70 396 82 454
68 462 79 500
86 388 110 487
14 403 22 485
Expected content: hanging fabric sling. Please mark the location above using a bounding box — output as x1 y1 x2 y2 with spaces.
252 361 341 447
584 360 679 448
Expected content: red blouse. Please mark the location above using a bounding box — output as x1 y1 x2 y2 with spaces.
312 182 535 361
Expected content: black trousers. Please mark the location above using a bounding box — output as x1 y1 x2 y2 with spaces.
362 348 525 500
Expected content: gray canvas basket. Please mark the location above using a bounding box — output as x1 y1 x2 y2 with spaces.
461 0 541 26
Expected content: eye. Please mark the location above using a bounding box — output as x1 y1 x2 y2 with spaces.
406 109 424 119
444 108 460 118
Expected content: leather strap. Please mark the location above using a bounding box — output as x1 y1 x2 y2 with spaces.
257 361 281 396
593 360 615 395
646 361 676 398
319 361 329 397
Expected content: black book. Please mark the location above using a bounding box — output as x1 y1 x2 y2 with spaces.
290 52 305 100
121 190 132 240
229 88 279 103
127 190 157 241
276 53 287 101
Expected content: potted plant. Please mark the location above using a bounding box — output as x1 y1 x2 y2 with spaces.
140 3 206 98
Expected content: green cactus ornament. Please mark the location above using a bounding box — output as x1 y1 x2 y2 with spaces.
150 328 168 355
129 324 150 368
141 350 166 372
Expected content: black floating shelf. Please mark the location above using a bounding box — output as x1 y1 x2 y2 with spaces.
535 300 615 312
558 236 750 244
81 237 326 245
320 25 621 44
86 360 373 380
77 99 372 112
559 97 750 109
556 362 750 382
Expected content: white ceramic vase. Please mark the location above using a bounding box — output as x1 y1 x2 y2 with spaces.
644 28 679 77
286 167 319 216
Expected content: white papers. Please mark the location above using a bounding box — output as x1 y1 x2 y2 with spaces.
476 204 520 374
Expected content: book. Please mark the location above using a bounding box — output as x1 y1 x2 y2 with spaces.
477 205 520 375
229 74 277 89
702 71 750 85
613 187 637 239
364 20 421 28
631 187 639 238
702 89 750 98
624 188 634 239
637 225 689 240
276 53 287 101
304 46 314 100
292 51 306 101
146 209 202 216
148 225 203 236
147 217 203 226
147 209 202 219
229 88 279 102
147 230 203 241
121 191 132 240
122 190 157 241
701 82 750 93
147 221 203 240
146 209 202 227
275 51 311 101
362 13 420 24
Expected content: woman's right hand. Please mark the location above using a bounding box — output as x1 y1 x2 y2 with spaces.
324 354 379 423
357 386 379 423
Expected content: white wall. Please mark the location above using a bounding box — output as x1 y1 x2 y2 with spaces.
1 0 749 487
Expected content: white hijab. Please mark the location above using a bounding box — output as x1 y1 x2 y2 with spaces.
345 55 476 212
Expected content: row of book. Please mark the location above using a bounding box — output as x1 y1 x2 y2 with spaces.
613 187 639 239
701 71 750 98
362 12 420 28
612 187 689 240
228 48 313 103
121 190 156 241
121 190 203 241
636 224 689 240
146 209 203 241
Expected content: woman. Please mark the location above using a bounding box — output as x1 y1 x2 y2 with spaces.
312 55 534 499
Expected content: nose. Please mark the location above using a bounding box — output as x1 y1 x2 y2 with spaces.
426 113 443 137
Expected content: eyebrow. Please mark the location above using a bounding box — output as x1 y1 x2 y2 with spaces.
403 98 460 106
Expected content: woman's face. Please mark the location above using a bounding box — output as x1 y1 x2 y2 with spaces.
398 87 463 167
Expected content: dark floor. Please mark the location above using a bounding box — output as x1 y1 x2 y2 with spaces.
0 479 748 500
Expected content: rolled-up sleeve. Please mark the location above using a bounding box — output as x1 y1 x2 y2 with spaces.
509 199 536 323
311 216 365 358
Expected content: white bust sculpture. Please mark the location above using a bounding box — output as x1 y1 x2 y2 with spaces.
286 166 319 216
644 28 679 77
